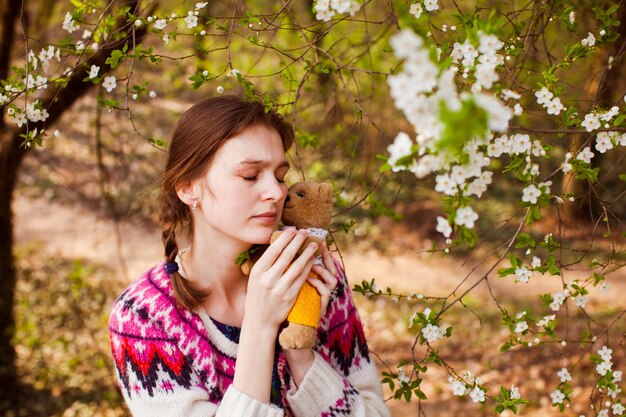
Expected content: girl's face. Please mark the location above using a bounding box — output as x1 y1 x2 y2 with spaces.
190 124 289 248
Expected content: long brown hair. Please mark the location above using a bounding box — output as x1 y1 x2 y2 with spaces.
159 95 294 310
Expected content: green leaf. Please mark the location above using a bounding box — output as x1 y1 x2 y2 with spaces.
106 49 126 69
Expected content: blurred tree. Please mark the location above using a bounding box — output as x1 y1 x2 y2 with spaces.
0 0 150 396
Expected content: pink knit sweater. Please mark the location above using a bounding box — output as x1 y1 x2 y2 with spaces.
108 262 390 417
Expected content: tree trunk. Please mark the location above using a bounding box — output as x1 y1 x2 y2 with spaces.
0 141 18 399
562 2 626 223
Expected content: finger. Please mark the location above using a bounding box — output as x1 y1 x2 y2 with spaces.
307 276 331 297
282 258 315 299
321 241 338 277
311 264 338 289
253 227 298 272
307 277 331 314
278 240 318 285
268 230 314 277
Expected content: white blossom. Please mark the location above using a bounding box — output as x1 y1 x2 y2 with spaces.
515 267 531 283
473 93 513 132
409 3 422 18
387 132 413 171
423 0 439 12
195 1 208 8
450 380 466 396
608 386 622 399
216 85 224 94
522 184 542 204
455 206 479 228
469 386 485 403
574 295 588 308
535 87 554 106
88 65 99 79
532 256 541 268
562 161 573 174
595 132 615 153
510 385 521 400
316 8 335 22
612 404 625 416
102 76 117 92
581 113 601 132
576 146 594 164
436 216 452 238
557 367 572 383
597 361 612 376
435 174 456 195
421 323 443 342
546 97 564 115
185 12 198 29
582 32 596 47
514 321 528 333
598 346 613 362
537 314 555 327
154 19 167 30
62 12 78 33
550 389 565 404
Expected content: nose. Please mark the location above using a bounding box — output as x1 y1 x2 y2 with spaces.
285 195 290 204
263 177 285 202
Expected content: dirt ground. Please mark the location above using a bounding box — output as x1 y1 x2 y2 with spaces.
13 195 626 416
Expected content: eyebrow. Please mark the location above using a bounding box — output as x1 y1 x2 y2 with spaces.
238 159 290 169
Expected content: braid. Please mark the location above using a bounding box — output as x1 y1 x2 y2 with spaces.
160 194 209 310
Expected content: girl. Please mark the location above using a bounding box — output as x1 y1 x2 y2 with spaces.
108 95 390 417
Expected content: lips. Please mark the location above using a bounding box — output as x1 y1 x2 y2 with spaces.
252 211 277 220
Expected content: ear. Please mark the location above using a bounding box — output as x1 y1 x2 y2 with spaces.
175 181 198 207
319 183 332 202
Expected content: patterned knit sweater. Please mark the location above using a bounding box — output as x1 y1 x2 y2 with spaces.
108 261 390 417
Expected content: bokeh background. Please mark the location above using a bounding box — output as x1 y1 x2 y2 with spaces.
2 0 625 416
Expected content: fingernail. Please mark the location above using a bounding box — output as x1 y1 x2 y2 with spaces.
309 243 318 250
299 229 308 236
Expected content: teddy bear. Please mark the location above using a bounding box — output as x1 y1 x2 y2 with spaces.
240 181 333 349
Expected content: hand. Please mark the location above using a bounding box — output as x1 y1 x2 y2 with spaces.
245 228 318 331
306 241 339 317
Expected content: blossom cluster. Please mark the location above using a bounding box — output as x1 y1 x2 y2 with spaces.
314 0 361 22
451 31 504 92
3 45 61 112
411 307 446 343
535 87 564 116
386 30 517 240
448 372 494 403
408 0 439 19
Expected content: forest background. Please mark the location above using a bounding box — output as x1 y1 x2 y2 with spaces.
0 0 625 416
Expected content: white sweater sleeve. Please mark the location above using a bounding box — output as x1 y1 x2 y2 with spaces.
285 351 390 417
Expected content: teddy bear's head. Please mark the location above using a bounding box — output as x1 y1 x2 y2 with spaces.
282 181 333 230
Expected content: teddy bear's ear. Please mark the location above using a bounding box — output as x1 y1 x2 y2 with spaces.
319 183 332 202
